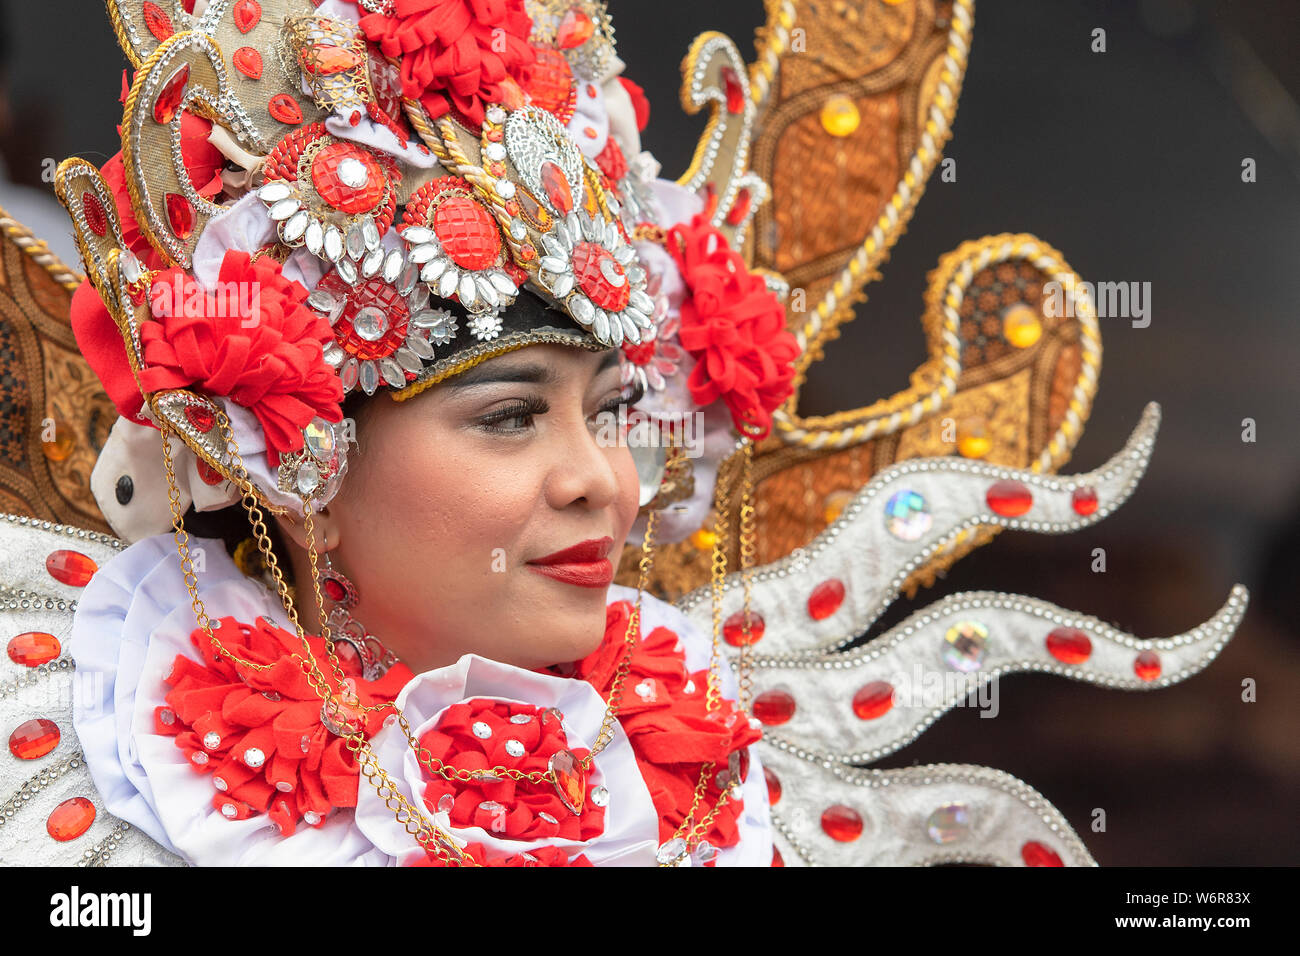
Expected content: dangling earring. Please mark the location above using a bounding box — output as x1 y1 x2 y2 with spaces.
315 527 397 680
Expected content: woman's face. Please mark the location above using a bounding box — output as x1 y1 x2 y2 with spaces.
279 344 643 674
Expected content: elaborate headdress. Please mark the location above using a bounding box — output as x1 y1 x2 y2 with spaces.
0 0 1246 867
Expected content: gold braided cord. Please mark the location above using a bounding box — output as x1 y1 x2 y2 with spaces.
770 0 975 446
0 207 84 291
748 0 797 109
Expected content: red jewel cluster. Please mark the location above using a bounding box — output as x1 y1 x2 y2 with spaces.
415 699 605 842
666 213 801 440
156 615 413 835
405 176 503 272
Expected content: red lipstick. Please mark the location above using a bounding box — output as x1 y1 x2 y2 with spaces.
526 536 615 589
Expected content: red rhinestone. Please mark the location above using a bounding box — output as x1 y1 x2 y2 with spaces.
586 83 597 98
312 142 384 214
751 689 795 726
986 479 1033 517
699 181 718 217
1045 627 1092 665
7 631 61 666
47 797 96 841
269 93 304 125
763 766 781 805
771 845 784 866
723 609 765 647
9 718 60 759
142 1 173 41
153 63 190 124
556 7 595 49
165 192 196 240
539 160 574 215
1134 650 1161 682
303 46 364 75
323 578 347 603
46 550 98 588
433 196 501 270
196 458 226 486
570 241 630 311
1021 840 1064 867
721 66 745 114
82 191 108 237
851 681 895 720
184 404 215 432
724 187 752 226
334 640 364 679
233 46 263 80
516 47 574 118
233 0 262 33
1071 486 1099 516
807 578 845 620
821 804 863 842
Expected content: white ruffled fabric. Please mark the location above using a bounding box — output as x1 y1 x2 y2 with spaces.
69 538 771 866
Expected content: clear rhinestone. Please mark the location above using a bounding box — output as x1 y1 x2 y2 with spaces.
471 721 492 739
401 225 433 245
486 105 506 124
537 811 558 825
346 224 367 261
337 157 369 189
304 418 335 459
590 785 609 807
258 180 292 203
691 841 718 865
379 358 406 388
943 621 988 672
213 776 228 792
359 360 380 395
634 680 653 699
885 489 932 540
509 714 532 724
202 731 221 750
296 458 320 496
436 793 454 814
495 180 516 199
504 739 525 757
479 800 504 813
303 811 321 825
282 210 310 243
299 734 311 754
159 708 175 725
656 837 688 865
926 803 970 844
220 803 237 819
352 306 388 341
485 142 506 161
243 747 266 769
324 226 344 262
191 751 209 766
275 781 293 792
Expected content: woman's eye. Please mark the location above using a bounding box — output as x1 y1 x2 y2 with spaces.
598 380 646 415
478 396 548 434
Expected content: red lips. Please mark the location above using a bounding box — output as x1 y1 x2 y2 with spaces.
526 537 615 589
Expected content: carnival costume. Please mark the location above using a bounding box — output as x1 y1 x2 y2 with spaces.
0 0 1245 866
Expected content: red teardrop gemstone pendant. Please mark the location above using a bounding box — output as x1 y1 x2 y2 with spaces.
1021 840 1064 867
548 749 586 815
807 578 845 620
7 631 61 666
9 718 60 759
47 797 96 841
234 46 264 80
539 160 574 215
46 550 97 587
233 0 262 33
1045 627 1092 665
269 93 304 125
986 479 1033 517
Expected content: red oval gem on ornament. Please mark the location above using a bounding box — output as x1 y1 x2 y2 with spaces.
725 187 752 226
851 681 895 720
233 0 262 33
312 141 384 214
184 404 215 432
721 66 745 114
1071 486 1099 516
752 689 795 726
433 196 501 271
47 797 96 841
234 46 264 80
764 766 782 805
556 7 595 49
153 64 190 125
539 160 574 215
807 578 845 620
699 181 717 218
1045 627 1092 665
46 550 97 588
82 191 108 237
323 578 348 603
269 93 304 125
165 192 196 240
196 458 226 486
723 609 765 647
9 717 60 760
986 479 1033 517
570 241 630 311
1021 840 1064 867
7 631 61 666
821 804 863 842
334 640 364 679
1134 650 1161 682
142 1 173 41
548 748 587 815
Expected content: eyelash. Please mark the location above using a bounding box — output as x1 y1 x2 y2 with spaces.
477 380 647 435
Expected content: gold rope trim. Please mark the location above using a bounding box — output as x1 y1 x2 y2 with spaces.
0 206 84 292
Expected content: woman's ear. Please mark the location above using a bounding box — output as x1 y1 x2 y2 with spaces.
274 505 340 553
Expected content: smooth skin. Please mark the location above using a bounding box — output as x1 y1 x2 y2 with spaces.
275 344 643 674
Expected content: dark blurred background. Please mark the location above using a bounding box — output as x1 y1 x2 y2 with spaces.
1 0 1296 864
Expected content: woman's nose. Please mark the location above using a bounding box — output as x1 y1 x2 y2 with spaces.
545 407 622 510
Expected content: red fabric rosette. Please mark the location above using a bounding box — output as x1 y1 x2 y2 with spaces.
358 0 536 130
156 615 413 835
138 250 345 465
666 213 801 440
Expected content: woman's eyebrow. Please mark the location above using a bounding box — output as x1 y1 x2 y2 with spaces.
446 350 620 389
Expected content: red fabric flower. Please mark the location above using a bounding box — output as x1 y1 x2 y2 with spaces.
414 843 592 866
618 76 650 131
71 280 150 426
571 600 762 852
358 0 536 130
139 250 344 466
156 616 413 835
416 698 606 842
667 214 800 440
